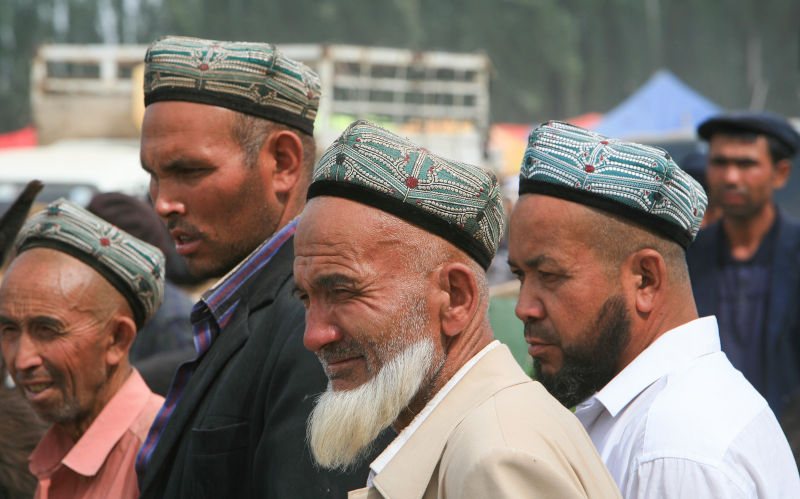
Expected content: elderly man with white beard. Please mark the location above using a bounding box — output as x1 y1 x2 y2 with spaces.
292 120 620 499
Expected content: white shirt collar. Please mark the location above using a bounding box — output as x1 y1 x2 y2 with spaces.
578 316 720 418
367 340 501 485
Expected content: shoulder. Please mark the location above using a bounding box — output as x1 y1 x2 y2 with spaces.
632 353 794 490
643 352 766 455
442 381 618 498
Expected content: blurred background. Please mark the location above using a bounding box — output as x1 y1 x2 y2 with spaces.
1 0 799 371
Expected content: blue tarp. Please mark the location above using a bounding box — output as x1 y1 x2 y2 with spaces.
592 70 721 139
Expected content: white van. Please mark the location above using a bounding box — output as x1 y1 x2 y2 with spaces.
0 138 149 212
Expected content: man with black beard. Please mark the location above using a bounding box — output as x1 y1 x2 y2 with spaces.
294 120 620 498
508 121 800 497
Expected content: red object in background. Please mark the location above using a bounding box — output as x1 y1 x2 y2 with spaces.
564 112 604 130
0 126 38 149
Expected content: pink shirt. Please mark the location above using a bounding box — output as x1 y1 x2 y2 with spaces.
29 369 164 499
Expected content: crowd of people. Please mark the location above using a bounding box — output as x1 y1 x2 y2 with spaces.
1 34 799 498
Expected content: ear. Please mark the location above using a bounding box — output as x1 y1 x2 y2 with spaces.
261 130 304 197
773 158 791 189
626 249 667 315
436 262 481 337
104 315 137 367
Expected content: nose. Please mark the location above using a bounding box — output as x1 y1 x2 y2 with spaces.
720 164 742 185
12 333 43 373
515 284 546 324
150 178 186 219
302 304 343 353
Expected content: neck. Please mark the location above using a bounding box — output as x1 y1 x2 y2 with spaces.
393 323 493 432
58 364 132 442
722 203 776 261
618 291 698 374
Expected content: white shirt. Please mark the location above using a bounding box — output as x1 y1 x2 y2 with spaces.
574 316 800 498
366 340 500 486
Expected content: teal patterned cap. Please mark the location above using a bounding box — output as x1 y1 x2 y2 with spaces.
309 120 505 269
519 121 707 248
144 36 321 134
15 199 165 329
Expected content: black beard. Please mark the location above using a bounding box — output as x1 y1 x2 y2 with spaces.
532 294 631 408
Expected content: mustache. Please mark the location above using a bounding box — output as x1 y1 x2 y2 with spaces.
716 185 748 195
524 321 561 346
167 219 202 236
317 341 366 365
14 364 58 385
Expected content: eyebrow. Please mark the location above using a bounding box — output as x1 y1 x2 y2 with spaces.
708 154 759 165
141 159 200 175
0 315 64 330
292 273 358 296
508 254 559 270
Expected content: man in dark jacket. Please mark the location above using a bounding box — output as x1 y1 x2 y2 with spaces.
135 36 381 497
687 111 800 417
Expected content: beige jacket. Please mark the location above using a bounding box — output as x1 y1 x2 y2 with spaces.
350 345 620 499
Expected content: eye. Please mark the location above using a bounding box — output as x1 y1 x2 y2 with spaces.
538 270 561 284
330 288 354 300
292 288 310 307
0 324 20 340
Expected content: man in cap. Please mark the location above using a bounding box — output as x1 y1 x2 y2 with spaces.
294 120 620 498
508 121 800 497
687 111 800 417
0 198 166 498
136 36 376 497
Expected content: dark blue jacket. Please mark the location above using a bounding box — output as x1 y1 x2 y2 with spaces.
687 215 800 417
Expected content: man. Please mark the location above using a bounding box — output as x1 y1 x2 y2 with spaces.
294 120 620 498
86 192 195 396
0 198 166 498
687 111 800 417
509 121 800 497
135 36 377 497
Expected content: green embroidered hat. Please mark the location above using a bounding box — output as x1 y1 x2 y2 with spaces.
308 120 505 269
519 121 707 248
144 36 321 134
15 199 165 329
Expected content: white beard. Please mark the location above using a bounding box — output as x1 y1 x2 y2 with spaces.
307 337 436 471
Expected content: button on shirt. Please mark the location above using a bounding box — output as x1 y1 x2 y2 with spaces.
29 370 164 499
574 316 800 498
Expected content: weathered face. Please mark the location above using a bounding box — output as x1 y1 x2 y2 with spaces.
0 249 114 430
508 195 630 407
140 101 280 279
706 134 788 220
293 197 444 392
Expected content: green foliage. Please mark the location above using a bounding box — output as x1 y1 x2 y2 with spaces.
1 0 799 134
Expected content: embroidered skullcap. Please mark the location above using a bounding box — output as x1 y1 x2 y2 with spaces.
15 198 165 329
144 36 321 134
519 121 707 248
308 120 505 269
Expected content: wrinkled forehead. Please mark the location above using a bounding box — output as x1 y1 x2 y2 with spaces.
294 197 434 278
1 248 110 302
297 197 425 250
